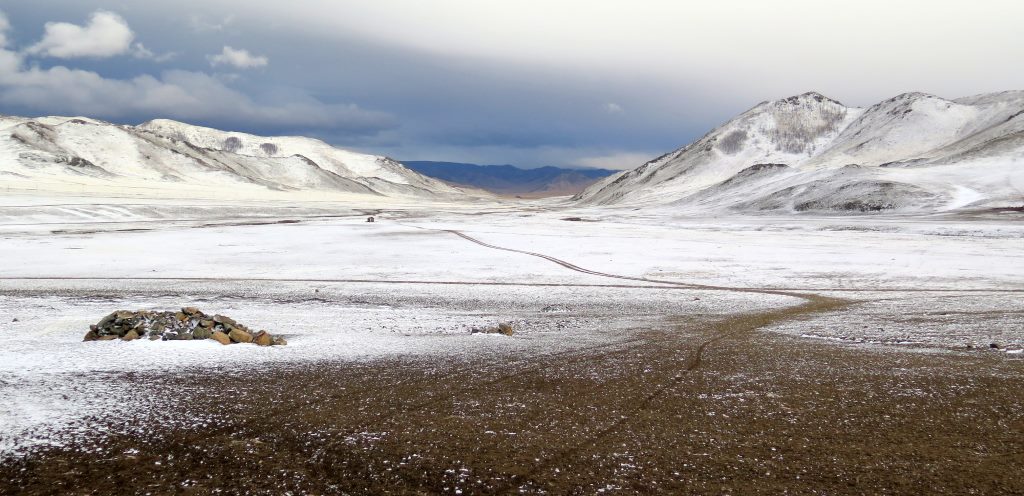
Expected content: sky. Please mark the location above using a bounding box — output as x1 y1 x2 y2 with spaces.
0 1 1021 169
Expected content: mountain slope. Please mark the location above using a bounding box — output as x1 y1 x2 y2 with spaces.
402 161 616 197
574 91 1024 212
0 116 474 200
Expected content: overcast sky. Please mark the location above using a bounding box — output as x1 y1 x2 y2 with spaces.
0 1 1021 169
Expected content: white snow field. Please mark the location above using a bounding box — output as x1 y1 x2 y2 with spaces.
1 195 1022 456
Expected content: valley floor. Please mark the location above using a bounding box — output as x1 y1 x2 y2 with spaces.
0 194 1022 494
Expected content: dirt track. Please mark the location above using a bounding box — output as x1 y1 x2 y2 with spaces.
2 227 1022 494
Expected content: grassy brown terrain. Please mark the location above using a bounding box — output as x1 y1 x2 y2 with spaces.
3 298 1022 495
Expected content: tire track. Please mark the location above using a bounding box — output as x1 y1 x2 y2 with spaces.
432 226 852 491
444 230 673 286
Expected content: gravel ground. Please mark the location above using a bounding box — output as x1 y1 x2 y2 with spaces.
1 285 1022 494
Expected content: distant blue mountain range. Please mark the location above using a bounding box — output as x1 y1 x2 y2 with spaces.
401 161 617 197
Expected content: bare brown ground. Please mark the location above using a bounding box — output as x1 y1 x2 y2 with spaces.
2 297 1022 495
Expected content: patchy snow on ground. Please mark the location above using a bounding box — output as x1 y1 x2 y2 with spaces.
0 281 784 457
768 291 1024 352
0 195 1021 457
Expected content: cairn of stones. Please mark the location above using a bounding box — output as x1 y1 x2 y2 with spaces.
84 307 286 346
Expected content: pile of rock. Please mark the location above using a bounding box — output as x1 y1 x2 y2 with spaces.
83 308 286 346
471 322 515 336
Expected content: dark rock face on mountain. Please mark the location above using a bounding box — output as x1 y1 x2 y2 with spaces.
402 161 617 197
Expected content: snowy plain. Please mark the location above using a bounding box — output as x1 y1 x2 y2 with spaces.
0 193 1022 457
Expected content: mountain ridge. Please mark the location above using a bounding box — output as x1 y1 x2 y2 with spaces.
402 161 616 197
0 116 476 200
574 90 1024 212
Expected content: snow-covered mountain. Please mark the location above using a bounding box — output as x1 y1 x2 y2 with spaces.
575 91 1024 212
0 116 473 200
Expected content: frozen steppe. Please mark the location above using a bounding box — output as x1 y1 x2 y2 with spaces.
1 193 1022 493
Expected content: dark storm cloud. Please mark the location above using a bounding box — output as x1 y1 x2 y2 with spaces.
0 1 742 167
1 0 1021 168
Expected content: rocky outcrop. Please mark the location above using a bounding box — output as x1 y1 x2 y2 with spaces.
84 308 286 346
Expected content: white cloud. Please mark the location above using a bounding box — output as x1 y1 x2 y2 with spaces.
207 46 268 69
131 42 176 63
189 14 235 33
0 10 385 132
0 46 390 133
0 11 10 49
575 151 655 170
603 102 623 114
26 11 134 59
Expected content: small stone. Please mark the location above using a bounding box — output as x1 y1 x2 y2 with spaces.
990 343 1001 349
211 331 231 345
272 336 287 346
498 322 514 336
97 335 118 341
199 320 214 328
228 328 253 343
254 331 273 346
149 334 161 341
182 307 202 316
193 327 212 340
83 329 99 341
177 332 194 341
175 312 188 322
123 330 140 341
213 315 237 327
98 312 118 328
11 317 17 322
